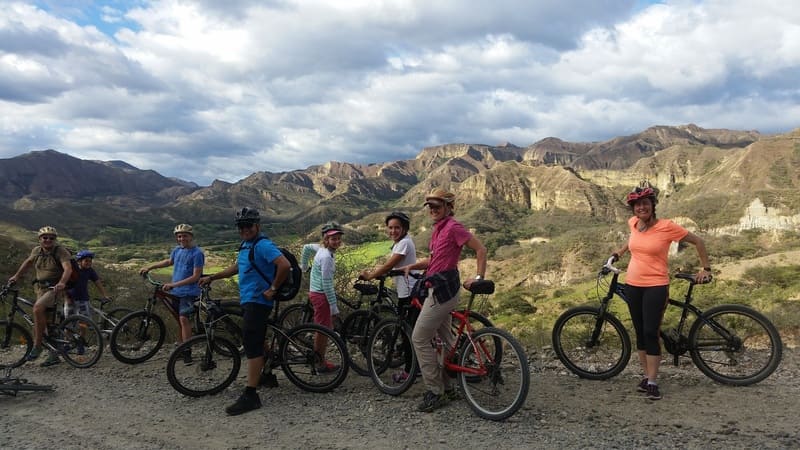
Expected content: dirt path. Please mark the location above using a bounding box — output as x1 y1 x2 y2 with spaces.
2 347 798 449
714 250 800 281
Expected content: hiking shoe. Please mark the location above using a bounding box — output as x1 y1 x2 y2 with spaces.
27 346 44 361
646 383 662 400
417 390 447 413
183 349 193 366
259 372 279 388
41 353 61 367
443 388 461 402
637 378 649 393
225 392 262 416
315 360 339 374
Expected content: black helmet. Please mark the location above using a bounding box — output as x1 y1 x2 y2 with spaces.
321 221 344 237
385 211 410 229
235 207 261 226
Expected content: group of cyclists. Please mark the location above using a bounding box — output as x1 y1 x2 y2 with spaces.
7 182 714 416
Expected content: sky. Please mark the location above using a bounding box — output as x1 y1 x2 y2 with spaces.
1 1 798 186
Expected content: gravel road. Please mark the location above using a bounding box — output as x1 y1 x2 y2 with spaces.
2 345 797 450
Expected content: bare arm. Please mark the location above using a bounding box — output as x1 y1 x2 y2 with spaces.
139 258 172 275
164 266 203 291
360 253 405 280
199 263 238 286
463 236 487 289
9 256 34 284
681 232 712 282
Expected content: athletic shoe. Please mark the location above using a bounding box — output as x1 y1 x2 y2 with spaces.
417 390 447 412
315 360 339 374
183 349 193 366
41 353 61 367
225 392 262 416
27 346 44 361
646 383 662 400
637 378 648 393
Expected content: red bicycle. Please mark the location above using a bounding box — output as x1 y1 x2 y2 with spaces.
366 275 530 421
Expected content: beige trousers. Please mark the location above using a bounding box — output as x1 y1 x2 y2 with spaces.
411 291 458 395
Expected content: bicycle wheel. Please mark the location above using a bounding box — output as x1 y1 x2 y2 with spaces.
0 321 33 369
367 319 417 396
278 303 313 330
211 316 244 357
279 323 349 393
689 304 783 385
551 306 631 380
104 308 134 328
340 309 381 376
109 311 166 364
58 315 103 368
453 311 498 382
166 335 241 397
459 327 530 421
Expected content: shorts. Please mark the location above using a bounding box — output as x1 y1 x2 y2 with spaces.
309 291 333 329
241 302 272 359
64 300 92 318
172 296 197 317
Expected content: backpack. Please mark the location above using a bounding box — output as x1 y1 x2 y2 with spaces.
38 245 80 288
242 237 302 302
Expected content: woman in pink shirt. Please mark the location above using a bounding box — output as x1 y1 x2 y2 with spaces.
612 183 711 401
399 188 487 413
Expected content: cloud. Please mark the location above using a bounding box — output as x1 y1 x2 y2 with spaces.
0 0 798 185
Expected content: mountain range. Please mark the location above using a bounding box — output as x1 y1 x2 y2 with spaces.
1 124 797 246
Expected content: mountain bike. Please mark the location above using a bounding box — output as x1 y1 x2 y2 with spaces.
367 278 530 421
166 299 349 397
109 273 242 364
0 282 103 369
551 258 783 385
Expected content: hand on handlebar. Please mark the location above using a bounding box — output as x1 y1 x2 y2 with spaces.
694 268 713 284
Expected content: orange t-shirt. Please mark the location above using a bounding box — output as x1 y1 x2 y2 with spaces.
625 217 688 287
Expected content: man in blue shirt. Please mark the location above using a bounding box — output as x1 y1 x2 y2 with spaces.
201 207 290 416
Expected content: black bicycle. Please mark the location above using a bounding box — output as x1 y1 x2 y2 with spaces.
0 282 103 369
551 258 783 385
110 273 242 364
87 297 134 342
166 299 349 397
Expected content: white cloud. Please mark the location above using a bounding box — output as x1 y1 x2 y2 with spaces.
0 0 798 185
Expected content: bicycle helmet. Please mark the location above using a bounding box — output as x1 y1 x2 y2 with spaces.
173 223 193 235
235 207 261 226
38 226 58 237
385 211 410 229
321 221 344 237
626 184 658 206
76 250 95 260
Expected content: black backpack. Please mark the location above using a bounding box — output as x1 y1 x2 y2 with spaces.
242 237 301 302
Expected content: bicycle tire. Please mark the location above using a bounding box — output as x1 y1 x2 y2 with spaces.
58 315 104 368
688 304 783 386
340 309 381 376
459 327 530 421
278 303 313 330
109 311 167 364
279 323 349 393
104 307 134 328
166 335 241 397
0 321 33 369
551 306 631 380
367 319 417 396
453 311 498 382
212 315 244 357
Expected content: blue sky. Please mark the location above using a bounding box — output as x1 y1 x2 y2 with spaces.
1 0 798 185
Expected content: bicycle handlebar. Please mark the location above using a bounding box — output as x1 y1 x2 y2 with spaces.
599 259 713 284
141 271 164 287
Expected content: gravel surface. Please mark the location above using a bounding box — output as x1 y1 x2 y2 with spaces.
2 345 798 450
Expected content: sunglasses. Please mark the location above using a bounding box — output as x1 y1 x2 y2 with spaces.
40 235 57 241
237 223 256 230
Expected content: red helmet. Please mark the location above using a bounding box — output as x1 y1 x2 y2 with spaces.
626 187 657 205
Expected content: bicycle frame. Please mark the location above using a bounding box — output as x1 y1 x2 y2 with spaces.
0 285 37 330
139 273 181 322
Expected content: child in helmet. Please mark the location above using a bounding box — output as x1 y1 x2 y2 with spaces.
307 222 345 372
139 224 205 360
64 250 112 318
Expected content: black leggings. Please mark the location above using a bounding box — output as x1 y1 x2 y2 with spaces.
625 285 668 355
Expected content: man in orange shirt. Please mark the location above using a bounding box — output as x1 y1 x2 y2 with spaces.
612 183 711 400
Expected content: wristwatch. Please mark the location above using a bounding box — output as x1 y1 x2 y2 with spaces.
474 275 482 280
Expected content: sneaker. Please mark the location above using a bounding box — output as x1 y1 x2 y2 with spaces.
27 346 44 361
315 360 339 374
259 372 279 388
442 388 461 402
417 390 447 413
637 378 649 393
41 353 61 367
183 349 193 366
225 392 262 416
392 371 410 383
646 383 662 400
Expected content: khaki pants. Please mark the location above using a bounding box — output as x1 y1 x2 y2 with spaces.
411 290 458 395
